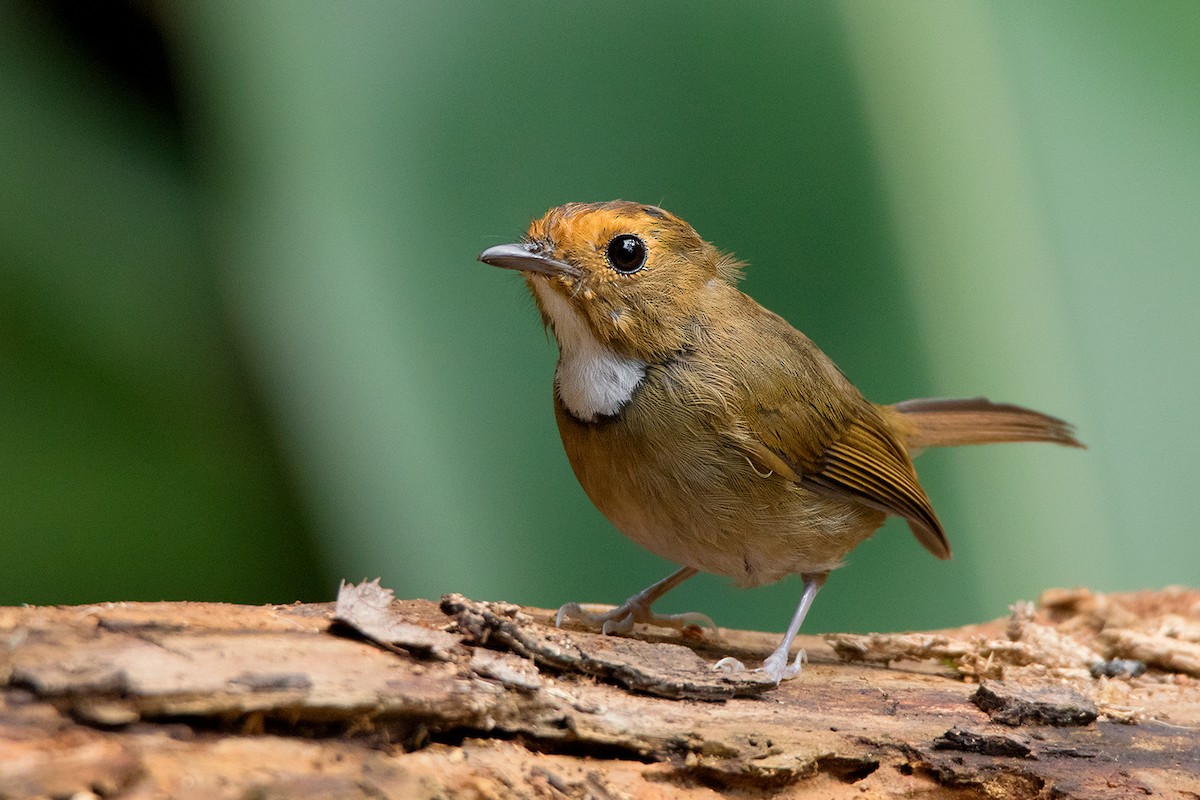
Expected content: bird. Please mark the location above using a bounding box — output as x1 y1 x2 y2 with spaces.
479 201 1083 684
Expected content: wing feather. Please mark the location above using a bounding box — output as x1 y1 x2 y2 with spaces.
799 415 949 559
696 295 949 559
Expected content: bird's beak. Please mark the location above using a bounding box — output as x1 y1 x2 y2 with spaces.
478 242 579 278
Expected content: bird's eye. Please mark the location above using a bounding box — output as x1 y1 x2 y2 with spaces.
604 234 647 275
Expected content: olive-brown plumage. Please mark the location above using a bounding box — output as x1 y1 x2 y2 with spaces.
480 201 1082 684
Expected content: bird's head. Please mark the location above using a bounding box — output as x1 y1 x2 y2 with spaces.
479 201 744 362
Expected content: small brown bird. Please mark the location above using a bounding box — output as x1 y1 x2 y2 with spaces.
480 201 1082 684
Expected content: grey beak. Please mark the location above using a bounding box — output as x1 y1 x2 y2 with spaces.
478 242 578 277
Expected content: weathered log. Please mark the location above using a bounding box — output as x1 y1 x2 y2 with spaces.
1 584 1198 799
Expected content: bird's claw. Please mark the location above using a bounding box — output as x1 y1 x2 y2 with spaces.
711 650 806 684
762 649 806 683
555 602 631 632
555 600 717 637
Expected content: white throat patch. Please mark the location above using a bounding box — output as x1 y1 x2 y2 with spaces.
532 281 646 422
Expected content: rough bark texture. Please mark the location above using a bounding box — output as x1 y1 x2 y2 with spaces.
2 584 1198 799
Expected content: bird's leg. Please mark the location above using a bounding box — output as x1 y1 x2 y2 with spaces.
714 573 826 684
555 566 716 635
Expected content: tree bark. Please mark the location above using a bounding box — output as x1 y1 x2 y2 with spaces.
2 584 1197 799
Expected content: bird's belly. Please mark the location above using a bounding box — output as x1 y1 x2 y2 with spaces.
555 396 885 587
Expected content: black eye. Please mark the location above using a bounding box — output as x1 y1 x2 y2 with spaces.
605 234 647 274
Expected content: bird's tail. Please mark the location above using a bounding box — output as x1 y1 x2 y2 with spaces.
887 397 1085 451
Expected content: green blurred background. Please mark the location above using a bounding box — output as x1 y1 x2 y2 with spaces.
2 1 1197 634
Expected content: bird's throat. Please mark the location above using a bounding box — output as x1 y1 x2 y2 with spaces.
531 280 646 423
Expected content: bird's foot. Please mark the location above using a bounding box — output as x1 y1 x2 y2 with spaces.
712 649 806 685
555 599 717 637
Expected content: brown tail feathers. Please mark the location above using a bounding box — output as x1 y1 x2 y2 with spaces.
889 397 1084 451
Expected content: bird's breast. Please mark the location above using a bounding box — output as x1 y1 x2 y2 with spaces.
553 363 884 585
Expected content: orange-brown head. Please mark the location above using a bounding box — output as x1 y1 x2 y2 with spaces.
479 201 745 365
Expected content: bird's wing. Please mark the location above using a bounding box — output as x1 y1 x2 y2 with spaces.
799 413 948 559
726 315 950 560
